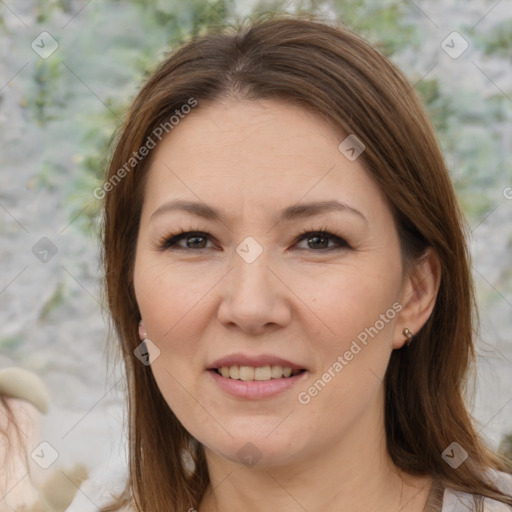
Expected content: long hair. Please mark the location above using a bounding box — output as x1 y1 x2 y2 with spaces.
100 13 512 511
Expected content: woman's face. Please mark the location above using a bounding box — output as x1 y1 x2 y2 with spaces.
133 99 409 468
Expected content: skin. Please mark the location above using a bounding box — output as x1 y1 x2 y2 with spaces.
133 99 441 512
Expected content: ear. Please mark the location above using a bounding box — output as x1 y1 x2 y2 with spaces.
393 247 441 349
138 319 147 340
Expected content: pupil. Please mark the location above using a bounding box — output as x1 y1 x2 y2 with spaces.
309 235 328 249
188 236 206 248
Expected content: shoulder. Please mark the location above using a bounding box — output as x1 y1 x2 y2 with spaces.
442 471 512 512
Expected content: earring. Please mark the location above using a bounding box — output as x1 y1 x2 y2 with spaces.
138 320 147 340
403 328 413 346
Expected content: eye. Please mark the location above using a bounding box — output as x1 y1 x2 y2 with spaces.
157 228 214 251
293 228 351 251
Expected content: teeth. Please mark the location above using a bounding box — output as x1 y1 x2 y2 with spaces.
271 365 283 378
254 366 271 380
217 365 301 381
229 365 239 379
239 366 254 381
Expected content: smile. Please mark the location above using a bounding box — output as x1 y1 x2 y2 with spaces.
208 367 308 399
215 365 304 381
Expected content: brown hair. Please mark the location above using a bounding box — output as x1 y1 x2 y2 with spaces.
101 12 512 512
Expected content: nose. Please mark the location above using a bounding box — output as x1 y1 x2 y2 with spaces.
216 248 291 335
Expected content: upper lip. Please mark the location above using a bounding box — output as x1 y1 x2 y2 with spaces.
208 353 306 371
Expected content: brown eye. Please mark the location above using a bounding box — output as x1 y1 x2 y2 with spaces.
305 233 330 249
159 231 212 250
182 234 208 249
294 230 351 251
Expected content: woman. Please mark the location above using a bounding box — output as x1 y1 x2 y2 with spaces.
98 13 512 512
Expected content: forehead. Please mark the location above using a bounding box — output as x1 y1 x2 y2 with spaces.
141 99 388 226
152 98 341 166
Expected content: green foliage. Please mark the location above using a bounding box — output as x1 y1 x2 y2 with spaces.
34 0 63 23
331 0 417 55
471 19 512 58
415 78 454 136
0 335 22 351
39 281 66 321
33 161 67 192
29 55 65 125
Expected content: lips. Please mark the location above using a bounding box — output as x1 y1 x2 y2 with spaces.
208 364 309 399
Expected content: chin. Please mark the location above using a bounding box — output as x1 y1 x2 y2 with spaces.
200 429 308 469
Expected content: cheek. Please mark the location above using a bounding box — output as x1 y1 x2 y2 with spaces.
298 263 399 414
134 255 212 340
135 264 209 427
302 262 400 346
133 256 217 400
294 273 397 436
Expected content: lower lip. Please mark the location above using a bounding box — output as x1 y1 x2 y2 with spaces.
208 369 309 399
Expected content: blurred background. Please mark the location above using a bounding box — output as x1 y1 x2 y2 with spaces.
1 0 511 487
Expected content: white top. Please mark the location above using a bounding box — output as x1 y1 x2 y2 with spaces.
65 469 512 511
441 470 512 511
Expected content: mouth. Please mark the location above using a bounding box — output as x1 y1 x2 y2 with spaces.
211 365 306 381
208 365 309 399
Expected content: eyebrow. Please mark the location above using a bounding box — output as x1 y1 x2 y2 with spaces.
149 199 367 225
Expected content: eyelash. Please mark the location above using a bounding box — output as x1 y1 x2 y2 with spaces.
156 225 352 253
